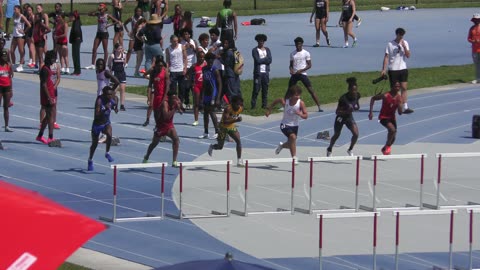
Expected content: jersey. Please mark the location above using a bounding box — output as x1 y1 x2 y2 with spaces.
0 64 11 87
39 65 55 106
218 8 233 30
96 70 110 96
152 68 166 109
379 92 401 120
336 92 360 117
282 98 301 127
221 104 243 129
93 95 115 126
202 65 219 103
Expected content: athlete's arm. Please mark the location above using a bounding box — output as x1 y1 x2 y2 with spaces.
214 69 222 105
298 100 308 119
381 53 389 76
326 0 329 22
233 11 238 40
368 93 383 120
106 70 120 91
265 98 285 117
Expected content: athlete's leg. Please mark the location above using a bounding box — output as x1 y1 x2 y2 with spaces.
314 18 321 45
167 128 179 162
230 130 242 160
3 89 12 127
287 133 297 157
91 38 101 65
88 131 99 160
328 119 344 151
346 122 359 151
144 134 160 160
384 122 396 146
101 37 109 63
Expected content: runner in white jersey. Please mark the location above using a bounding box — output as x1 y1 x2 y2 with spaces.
265 85 308 165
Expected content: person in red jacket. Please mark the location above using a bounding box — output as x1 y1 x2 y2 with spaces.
369 81 403 155
468 13 480 84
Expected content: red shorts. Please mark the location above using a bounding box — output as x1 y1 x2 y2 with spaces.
193 82 202 94
152 96 163 110
154 123 174 137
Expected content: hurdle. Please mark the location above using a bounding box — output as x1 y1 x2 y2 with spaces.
165 160 232 219
230 158 295 216
295 155 362 214
360 154 426 212
393 209 457 270
99 162 167 223
467 208 480 270
317 212 380 270
424 153 480 210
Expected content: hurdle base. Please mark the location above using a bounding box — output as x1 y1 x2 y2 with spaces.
422 203 439 210
166 211 229 219
294 207 312 214
359 205 374 212
99 215 162 223
468 201 480 205
230 210 246 216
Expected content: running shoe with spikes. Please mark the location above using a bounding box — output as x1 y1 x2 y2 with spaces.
5 126 13 132
142 120 149 127
347 149 353 156
87 160 94 171
36 136 48 144
275 142 283 155
172 161 179 168
105 152 114 162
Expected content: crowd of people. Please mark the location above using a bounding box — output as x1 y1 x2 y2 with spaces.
0 0 425 168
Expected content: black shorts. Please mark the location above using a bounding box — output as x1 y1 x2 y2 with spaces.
289 74 312 88
114 25 124 33
95 32 109 40
133 40 144 51
34 40 46 48
0 85 12 94
380 118 397 129
114 70 127 83
388 69 408 86
280 123 298 137
315 10 327 19
333 115 356 133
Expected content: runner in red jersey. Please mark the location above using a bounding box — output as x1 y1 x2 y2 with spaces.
143 92 183 167
368 81 403 155
0 50 13 132
36 50 57 145
143 55 169 127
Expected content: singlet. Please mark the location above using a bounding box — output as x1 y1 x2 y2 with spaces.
50 63 59 89
13 15 25 38
40 65 55 106
152 68 166 109
337 92 360 117
341 0 353 20
0 64 11 87
218 8 233 30
55 22 67 44
181 39 196 68
111 52 125 74
113 5 122 26
33 19 47 43
130 15 142 32
97 13 109 33
155 100 175 129
221 104 243 129
193 62 206 86
379 92 400 120
281 98 301 127
96 70 110 96
93 95 115 126
202 65 218 102
167 44 184 72
315 0 327 14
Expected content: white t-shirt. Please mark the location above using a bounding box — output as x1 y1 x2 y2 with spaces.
167 44 184 73
385 40 410 71
208 39 223 71
181 39 197 68
290 49 310 75
257 48 267 73
281 98 301 127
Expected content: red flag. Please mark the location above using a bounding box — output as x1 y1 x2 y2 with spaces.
0 180 106 270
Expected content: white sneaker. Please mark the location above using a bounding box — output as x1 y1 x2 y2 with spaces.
326 150 332 157
98 134 107 143
124 63 128 68
198 133 208 139
275 142 283 155
192 121 198 126
347 149 353 156
210 133 218 139
85 64 96 70
15 65 23 72
293 156 299 165
237 159 245 167
208 144 213 157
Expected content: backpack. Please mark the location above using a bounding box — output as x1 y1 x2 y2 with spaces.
250 18 266 25
233 49 244 75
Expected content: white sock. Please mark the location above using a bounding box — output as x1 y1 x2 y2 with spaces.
404 103 408 110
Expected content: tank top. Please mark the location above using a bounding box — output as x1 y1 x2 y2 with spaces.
218 8 233 30
55 22 67 44
282 98 301 127
315 0 327 13
93 96 115 126
97 70 110 96
97 13 109 33
33 20 47 43
342 1 353 19
13 15 25 38
379 92 400 120
152 68 166 109
193 62 205 86
130 15 142 32
221 105 243 129
181 39 196 68
167 44 184 72
202 65 218 102
0 64 11 87
111 52 125 74
40 65 55 106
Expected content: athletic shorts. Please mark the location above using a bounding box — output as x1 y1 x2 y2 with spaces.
380 118 397 129
154 123 174 137
388 69 408 86
316 10 327 19
114 25 124 33
280 123 298 137
333 115 356 133
56 41 67 46
193 82 202 94
95 32 109 40
92 122 110 136
34 40 46 48
288 74 312 88
114 70 127 83
217 126 237 143
0 85 11 93
133 40 144 51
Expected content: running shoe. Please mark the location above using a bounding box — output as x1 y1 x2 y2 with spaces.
120 105 126 111
198 133 208 139
293 156 299 165
403 108 414 114
28 63 36 69
313 43 320 48
142 120 149 127
87 160 94 171
347 149 353 156
15 65 23 72
54 122 60 129
134 72 142 78
356 18 362 27
4 126 13 132
210 133 218 139
85 64 96 70
318 107 324 112
139 69 146 73
343 44 349 48
275 142 283 155
208 144 213 157
326 149 332 157
192 121 198 126
326 38 331 46
105 152 114 162
36 136 48 144
352 40 357 48
237 159 245 167
172 161 179 168
384 146 391 155
142 158 148 164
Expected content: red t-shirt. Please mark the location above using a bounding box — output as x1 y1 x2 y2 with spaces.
379 92 401 120
468 24 480 53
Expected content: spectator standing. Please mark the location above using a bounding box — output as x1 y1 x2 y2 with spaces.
138 14 163 72
251 33 272 109
69 10 82 76
4 0 21 40
124 7 143 69
221 38 241 102
310 0 330 47
381 27 413 113
468 13 480 84
216 0 237 48
112 0 124 47
136 0 150 21
339 0 357 48
10 5 30 72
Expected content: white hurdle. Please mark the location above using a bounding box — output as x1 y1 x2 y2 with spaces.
467 208 480 270
317 212 380 270
99 162 167 223
360 154 427 212
295 156 362 214
393 209 457 270
230 158 296 216
165 160 232 219
424 153 480 210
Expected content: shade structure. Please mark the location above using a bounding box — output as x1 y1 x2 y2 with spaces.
0 180 106 270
